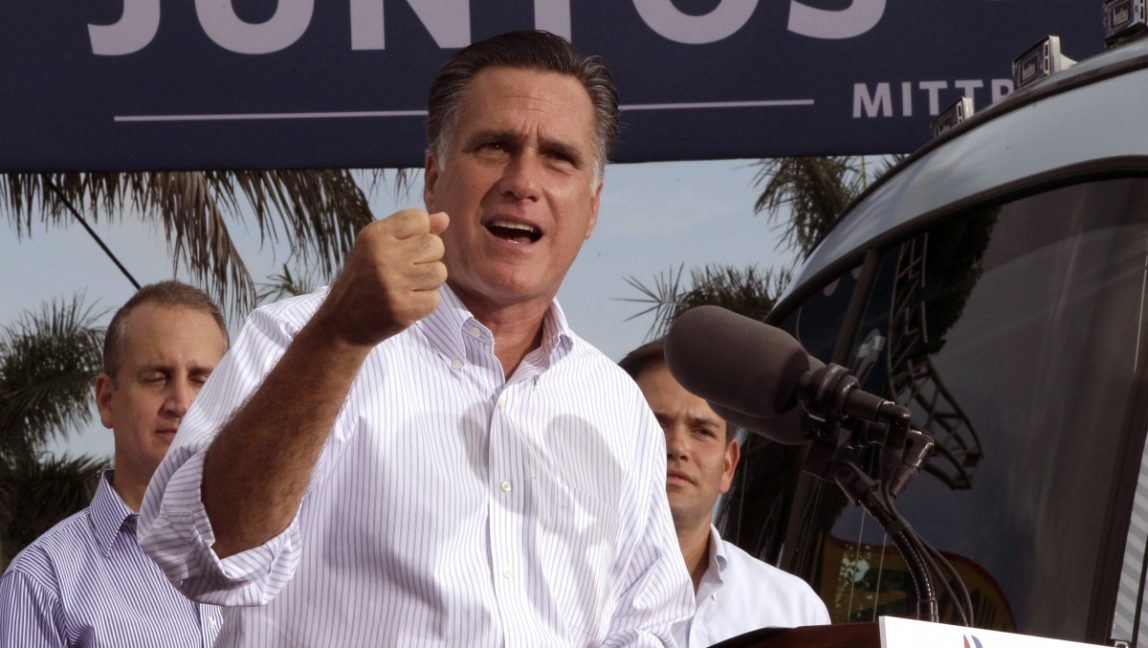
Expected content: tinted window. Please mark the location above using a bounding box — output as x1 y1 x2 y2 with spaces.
726 177 1148 643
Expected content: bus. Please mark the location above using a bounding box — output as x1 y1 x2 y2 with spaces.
719 15 1148 647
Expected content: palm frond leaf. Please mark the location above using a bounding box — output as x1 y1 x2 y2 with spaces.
0 453 108 569
257 264 315 305
361 169 417 200
0 296 105 457
752 157 865 259
2 171 375 317
623 265 790 340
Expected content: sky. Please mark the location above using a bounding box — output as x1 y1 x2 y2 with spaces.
1 159 800 461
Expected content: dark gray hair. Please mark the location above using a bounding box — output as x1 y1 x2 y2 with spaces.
103 281 228 380
427 30 620 179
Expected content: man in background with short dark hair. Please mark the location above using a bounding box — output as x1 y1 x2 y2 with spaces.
0 281 229 647
621 338 830 647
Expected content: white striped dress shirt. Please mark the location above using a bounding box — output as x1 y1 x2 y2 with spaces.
139 286 694 647
0 471 222 647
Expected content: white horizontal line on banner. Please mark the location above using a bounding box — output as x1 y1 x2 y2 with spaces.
621 99 814 110
114 110 428 122
114 99 813 123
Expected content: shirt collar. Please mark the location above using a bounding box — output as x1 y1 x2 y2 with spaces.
419 285 575 368
709 525 729 576
538 297 575 365
89 470 139 558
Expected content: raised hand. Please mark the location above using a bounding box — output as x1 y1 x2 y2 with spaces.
313 208 449 349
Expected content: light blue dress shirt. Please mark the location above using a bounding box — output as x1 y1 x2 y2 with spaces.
0 471 222 647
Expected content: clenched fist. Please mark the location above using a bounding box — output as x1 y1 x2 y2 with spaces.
312 208 449 349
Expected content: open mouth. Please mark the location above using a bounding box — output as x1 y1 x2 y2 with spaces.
486 220 542 244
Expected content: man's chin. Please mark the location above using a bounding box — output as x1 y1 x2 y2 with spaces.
666 492 694 515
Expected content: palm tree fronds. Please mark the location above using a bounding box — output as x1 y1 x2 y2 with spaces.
0 453 108 569
3 171 375 317
752 157 865 259
258 264 315 305
361 169 417 201
623 264 790 340
0 296 105 457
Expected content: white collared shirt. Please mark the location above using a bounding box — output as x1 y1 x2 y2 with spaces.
688 526 829 647
139 285 693 647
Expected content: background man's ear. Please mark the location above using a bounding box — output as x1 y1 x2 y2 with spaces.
94 373 116 430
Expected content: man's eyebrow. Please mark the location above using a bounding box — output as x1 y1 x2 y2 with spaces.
137 363 215 374
465 129 519 146
539 138 586 166
688 416 722 430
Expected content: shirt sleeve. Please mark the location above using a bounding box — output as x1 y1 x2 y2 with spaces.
804 587 832 625
0 569 67 648
137 304 309 607
601 396 695 647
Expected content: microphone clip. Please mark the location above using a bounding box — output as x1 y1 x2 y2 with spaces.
797 363 933 495
797 363 911 441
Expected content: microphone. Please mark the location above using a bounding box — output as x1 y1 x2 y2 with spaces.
664 306 812 444
709 400 813 446
664 305 904 445
664 306 810 417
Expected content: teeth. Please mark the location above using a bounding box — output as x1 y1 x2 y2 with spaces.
489 220 538 234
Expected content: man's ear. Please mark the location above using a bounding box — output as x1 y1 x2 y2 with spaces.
424 152 440 211
94 373 116 430
585 179 603 239
720 438 741 494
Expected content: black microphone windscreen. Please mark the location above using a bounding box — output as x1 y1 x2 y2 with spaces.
709 401 811 445
664 306 812 420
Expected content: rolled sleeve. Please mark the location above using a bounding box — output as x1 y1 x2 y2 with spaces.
138 296 319 607
139 446 302 606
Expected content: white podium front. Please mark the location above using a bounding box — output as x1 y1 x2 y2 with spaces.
880 617 1109 648
709 618 1111 647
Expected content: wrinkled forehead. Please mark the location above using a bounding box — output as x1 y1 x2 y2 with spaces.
457 68 597 141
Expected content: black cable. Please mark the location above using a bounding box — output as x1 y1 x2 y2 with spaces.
44 176 141 289
882 481 973 626
834 461 939 622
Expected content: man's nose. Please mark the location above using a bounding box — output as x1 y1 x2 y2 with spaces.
164 378 195 418
498 151 542 201
665 424 690 459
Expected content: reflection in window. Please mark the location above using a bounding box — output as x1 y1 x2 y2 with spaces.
726 178 1148 644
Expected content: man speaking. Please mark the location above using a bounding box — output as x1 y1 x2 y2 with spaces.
138 31 693 647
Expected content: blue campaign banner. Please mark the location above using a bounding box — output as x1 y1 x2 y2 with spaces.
2 1 1103 171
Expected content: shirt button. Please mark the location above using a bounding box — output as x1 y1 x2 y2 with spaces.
500 480 512 493
503 569 513 580
469 327 482 338
497 397 506 410
451 358 463 370
208 617 219 629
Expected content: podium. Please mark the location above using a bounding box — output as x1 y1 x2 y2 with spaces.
709 623 878 648
710 618 1110 647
